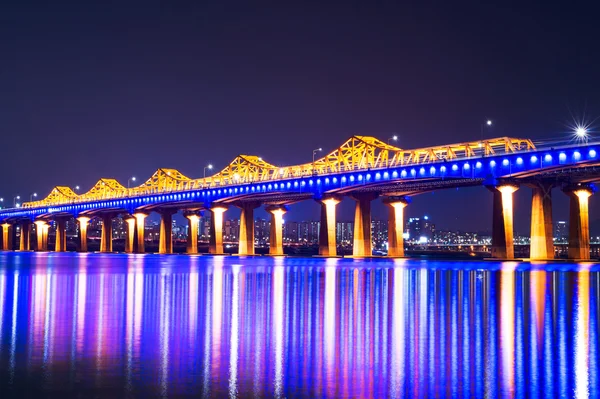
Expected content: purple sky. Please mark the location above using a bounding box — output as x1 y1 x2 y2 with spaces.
1 1 600 233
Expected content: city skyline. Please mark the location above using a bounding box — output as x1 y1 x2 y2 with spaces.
36 212 578 247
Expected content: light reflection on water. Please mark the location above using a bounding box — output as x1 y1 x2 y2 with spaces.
0 252 598 398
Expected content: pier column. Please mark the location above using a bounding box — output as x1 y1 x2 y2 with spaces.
76 216 90 252
267 205 288 256
100 214 114 253
42 225 49 251
159 210 176 254
125 216 135 253
565 186 593 260
54 217 68 252
34 220 48 251
184 210 201 254
489 184 519 259
317 196 340 256
1 223 13 251
209 206 228 254
19 221 31 251
530 183 554 260
133 213 147 253
237 202 259 255
383 196 409 257
351 193 378 257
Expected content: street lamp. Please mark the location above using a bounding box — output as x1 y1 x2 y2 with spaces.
481 120 492 138
30 192 37 201
312 148 322 175
0 197 3 209
13 195 20 207
75 185 80 191
127 176 136 189
480 120 493 152
386 135 398 167
312 148 322 163
204 164 213 178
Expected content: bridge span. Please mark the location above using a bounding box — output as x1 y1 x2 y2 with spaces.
1 135 599 260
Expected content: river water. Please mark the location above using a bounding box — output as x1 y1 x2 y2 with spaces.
0 253 597 398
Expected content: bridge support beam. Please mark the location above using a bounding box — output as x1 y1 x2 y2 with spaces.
159 210 176 254
209 206 227 255
489 184 519 259
125 216 135 253
1 223 13 251
317 197 340 256
184 211 201 254
565 187 593 260
351 193 378 257
267 205 288 256
54 217 68 252
19 221 31 251
42 225 49 251
237 202 259 255
100 214 114 253
77 216 90 252
34 221 48 251
529 183 554 260
133 213 147 253
383 196 409 257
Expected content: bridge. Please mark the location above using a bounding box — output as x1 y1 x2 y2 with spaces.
0 135 598 260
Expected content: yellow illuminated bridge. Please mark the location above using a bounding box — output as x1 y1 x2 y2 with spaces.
2 134 600 261
24 136 534 208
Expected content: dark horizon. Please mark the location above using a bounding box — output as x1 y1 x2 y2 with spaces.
2 1 600 233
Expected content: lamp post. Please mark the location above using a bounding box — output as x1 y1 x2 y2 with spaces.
312 148 322 164
312 148 322 175
127 177 136 189
481 120 492 140
387 135 398 167
0 197 3 209
480 120 493 155
13 196 20 207
30 193 37 202
204 164 213 178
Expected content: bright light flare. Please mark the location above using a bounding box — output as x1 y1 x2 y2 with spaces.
486 120 492 126
576 126 587 137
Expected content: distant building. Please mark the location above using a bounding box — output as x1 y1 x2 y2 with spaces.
199 214 211 240
255 218 269 245
554 221 568 243
283 221 299 243
224 219 239 242
298 221 319 244
371 220 387 248
336 221 353 244
406 216 435 243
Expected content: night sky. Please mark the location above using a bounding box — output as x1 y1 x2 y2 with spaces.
2 1 600 234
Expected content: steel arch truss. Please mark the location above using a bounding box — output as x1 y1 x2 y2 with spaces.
23 135 535 208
